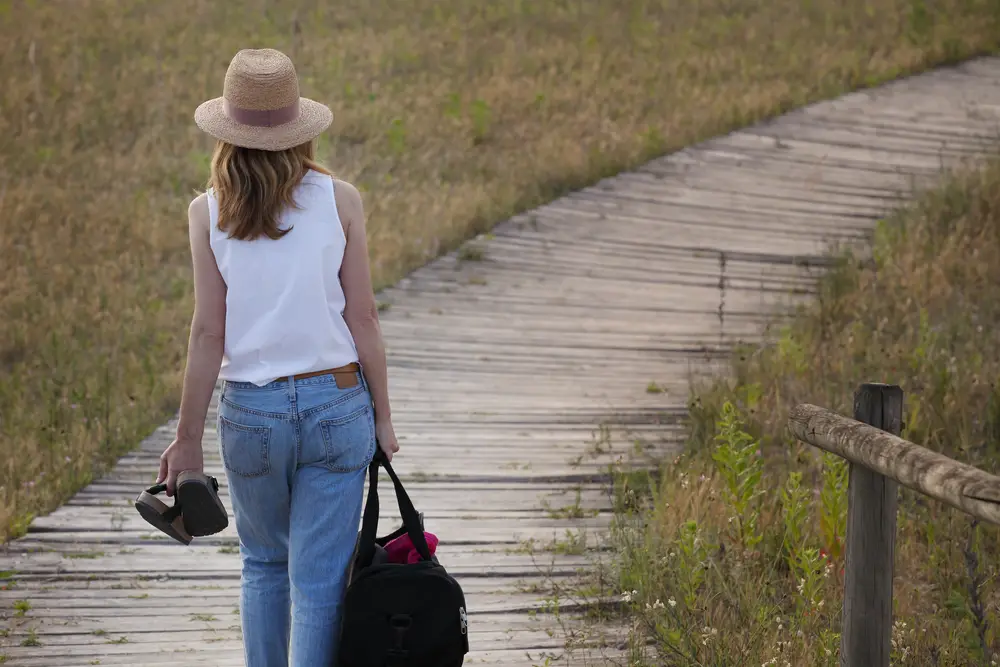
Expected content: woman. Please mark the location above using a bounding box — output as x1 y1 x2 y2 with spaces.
155 48 399 666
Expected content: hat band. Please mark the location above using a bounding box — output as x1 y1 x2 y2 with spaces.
223 98 300 127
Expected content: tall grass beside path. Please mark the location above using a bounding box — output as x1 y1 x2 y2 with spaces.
606 159 1000 665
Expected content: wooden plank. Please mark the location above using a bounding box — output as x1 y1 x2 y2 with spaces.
788 404 1000 525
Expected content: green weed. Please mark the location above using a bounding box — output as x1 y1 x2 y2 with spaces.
712 402 764 551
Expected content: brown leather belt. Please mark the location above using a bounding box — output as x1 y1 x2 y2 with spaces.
289 362 361 389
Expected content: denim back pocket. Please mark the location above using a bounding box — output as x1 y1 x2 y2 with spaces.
319 404 376 473
219 415 271 478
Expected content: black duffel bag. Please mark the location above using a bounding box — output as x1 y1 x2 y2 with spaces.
338 449 470 667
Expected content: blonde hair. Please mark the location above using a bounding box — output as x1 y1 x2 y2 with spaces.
208 139 333 241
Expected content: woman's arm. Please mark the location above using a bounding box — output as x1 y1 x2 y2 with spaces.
158 193 227 494
335 179 399 460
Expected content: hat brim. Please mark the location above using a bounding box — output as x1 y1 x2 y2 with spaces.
194 97 333 152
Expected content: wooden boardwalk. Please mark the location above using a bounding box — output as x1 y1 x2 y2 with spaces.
4 57 1000 666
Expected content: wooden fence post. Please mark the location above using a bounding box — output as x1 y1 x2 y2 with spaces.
840 383 903 667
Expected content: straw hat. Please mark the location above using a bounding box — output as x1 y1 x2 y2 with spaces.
194 48 332 152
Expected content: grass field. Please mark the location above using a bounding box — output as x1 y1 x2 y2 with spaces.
605 160 1000 665
3 0 1000 542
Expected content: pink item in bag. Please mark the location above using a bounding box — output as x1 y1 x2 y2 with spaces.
384 532 439 564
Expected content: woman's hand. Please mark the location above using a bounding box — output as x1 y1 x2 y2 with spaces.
375 417 400 462
157 436 205 496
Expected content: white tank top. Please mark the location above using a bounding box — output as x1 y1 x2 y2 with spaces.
207 169 359 387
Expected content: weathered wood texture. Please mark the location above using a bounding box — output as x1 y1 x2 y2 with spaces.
788 403 1000 526
841 384 903 667
792 384 1000 667
3 57 1000 665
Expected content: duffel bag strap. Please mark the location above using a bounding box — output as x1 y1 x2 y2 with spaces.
379 452 433 562
356 460 382 568
356 446 433 567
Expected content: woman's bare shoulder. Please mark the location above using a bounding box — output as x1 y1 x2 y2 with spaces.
188 192 210 230
331 178 365 231
332 178 362 208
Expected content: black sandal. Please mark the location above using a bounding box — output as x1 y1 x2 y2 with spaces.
175 471 229 537
134 472 228 544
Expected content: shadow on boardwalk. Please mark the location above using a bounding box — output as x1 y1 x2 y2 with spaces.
2 57 1000 666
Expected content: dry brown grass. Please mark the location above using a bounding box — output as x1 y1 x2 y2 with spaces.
605 160 1000 665
2 0 999 541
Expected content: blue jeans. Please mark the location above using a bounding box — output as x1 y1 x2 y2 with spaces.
217 370 376 667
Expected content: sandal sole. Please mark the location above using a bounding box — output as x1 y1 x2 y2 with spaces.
134 492 192 545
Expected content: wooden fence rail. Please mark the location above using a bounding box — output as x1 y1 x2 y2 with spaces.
786 383 1000 667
